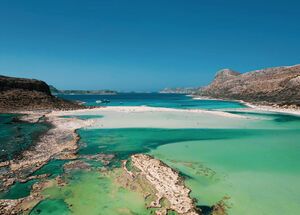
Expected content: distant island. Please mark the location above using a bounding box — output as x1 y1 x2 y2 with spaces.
159 87 200 94
49 85 117 95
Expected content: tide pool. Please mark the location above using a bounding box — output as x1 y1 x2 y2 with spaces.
0 114 49 162
0 179 38 199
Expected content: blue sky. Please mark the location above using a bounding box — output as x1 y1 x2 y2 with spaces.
0 0 299 91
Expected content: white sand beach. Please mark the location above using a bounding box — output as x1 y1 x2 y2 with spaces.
191 96 300 116
47 106 267 130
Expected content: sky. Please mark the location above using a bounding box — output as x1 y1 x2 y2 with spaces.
0 0 300 91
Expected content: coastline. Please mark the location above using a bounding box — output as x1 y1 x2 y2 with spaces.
1 100 299 214
0 106 242 214
240 102 300 116
0 112 94 214
191 95 300 116
48 106 247 119
1 101 298 185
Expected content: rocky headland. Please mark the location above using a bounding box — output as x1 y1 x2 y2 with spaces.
198 65 300 108
0 75 84 112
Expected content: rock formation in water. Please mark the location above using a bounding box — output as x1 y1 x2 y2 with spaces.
0 75 84 112
199 65 300 107
120 154 200 215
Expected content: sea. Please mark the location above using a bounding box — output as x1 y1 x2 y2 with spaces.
59 93 246 109
1 93 300 215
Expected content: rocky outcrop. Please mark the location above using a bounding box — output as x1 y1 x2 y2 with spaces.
200 65 300 106
0 75 84 112
0 113 93 192
130 154 199 215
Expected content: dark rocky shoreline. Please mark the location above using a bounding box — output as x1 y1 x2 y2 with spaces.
0 75 85 113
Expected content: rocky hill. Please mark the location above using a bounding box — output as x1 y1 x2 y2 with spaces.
0 75 84 112
199 65 300 107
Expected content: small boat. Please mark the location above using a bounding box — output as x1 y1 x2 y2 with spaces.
96 99 110 104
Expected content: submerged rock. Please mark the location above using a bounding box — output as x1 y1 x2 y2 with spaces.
80 153 115 165
63 160 91 172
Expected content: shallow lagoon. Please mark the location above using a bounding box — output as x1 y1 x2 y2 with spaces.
77 111 300 214
32 111 300 215
150 129 300 214
30 170 151 215
2 109 300 215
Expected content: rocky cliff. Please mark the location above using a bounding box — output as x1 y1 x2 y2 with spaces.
200 65 300 106
0 75 84 112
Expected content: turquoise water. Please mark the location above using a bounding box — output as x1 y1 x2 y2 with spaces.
0 179 38 199
60 115 103 120
0 114 49 162
74 112 300 214
150 129 300 214
2 105 300 214
32 159 69 178
77 128 263 160
24 111 300 215
30 170 151 215
30 199 70 215
59 93 245 109
0 114 49 200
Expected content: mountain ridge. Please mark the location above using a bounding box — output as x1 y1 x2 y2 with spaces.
199 64 300 106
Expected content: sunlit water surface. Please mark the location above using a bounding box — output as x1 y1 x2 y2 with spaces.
1 100 299 215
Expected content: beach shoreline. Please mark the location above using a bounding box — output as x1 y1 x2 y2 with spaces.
1 102 299 214
0 105 243 214
48 105 247 119
191 95 300 116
